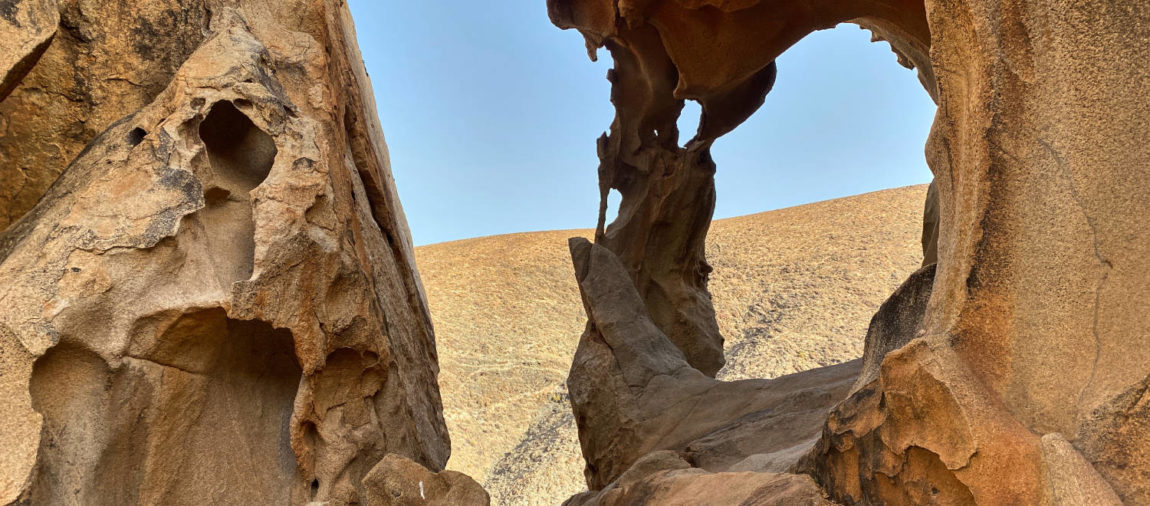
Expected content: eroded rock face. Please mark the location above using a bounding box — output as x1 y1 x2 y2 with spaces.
362 454 490 506
564 451 832 506
852 263 935 392
0 1 215 231
545 0 935 379
566 238 857 490
0 3 469 504
0 0 58 102
552 0 1149 503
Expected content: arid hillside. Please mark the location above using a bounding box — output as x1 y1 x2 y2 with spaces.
416 185 928 504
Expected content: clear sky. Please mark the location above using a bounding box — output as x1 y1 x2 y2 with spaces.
347 2 937 246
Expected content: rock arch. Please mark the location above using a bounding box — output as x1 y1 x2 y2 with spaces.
551 0 1149 503
548 0 937 376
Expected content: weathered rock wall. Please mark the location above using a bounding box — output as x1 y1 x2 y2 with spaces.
923 0 1149 493
566 237 858 491
550 0 1149 503
817 0 1149 503
0 2 481 504
546 0 934 380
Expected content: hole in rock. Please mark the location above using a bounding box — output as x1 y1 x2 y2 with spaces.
604 189 622 227
127 127 147 146
708 26 935 225
698 25 938 380
196 100 277 286
677 100 702 147
28 309 301 504
203 186 231 205
199 100 276 192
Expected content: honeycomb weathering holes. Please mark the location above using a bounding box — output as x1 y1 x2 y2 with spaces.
199 100 277 192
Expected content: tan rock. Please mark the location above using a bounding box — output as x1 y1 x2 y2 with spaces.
0 0 57 101
566 238 857 489
419 186 926 503
363 454 490 506
0 0 214 230
551 0 1149 503
0 3 465 504
1041 433 1123 506
853 263 935 393
566 450 832 506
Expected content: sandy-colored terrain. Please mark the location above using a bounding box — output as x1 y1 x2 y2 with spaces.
415 185 928 504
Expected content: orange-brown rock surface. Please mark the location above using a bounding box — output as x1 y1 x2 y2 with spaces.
565 451 832 506
0 2 485 504
418 186 926 505
551 0 1148 504
567 237 859 493
362 454 490 506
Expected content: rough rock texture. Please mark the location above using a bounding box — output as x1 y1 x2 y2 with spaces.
567 238 857 489
0 2 477 504
546 0 935 380
0 1 216 231
852 264 935 392
813 0 1150 501
417 187 925 504
564 451 832 506
363 454 490 506
0 0 58 103
552 0 1148 503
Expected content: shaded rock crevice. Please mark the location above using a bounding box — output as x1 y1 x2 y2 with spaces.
28 310 301 505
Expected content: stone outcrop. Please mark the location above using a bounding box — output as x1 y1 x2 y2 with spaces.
545 0 936 380
552 0 1148 504
0 1 214 231
416 186 925 505
567 238 857 495
0 0 58 103
362 454 490 506
564 451 832 506
0 2 486 504
852 264 935 392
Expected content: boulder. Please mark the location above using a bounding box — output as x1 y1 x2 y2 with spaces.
0 0 57 102
564 451 832 506
363 454 490 506
551 0 1149 503
566 238 857 489
0 3 462 504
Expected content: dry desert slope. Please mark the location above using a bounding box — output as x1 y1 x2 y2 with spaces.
415 184 928 504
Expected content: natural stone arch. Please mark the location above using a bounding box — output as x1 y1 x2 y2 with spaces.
552 0 1150 503
548 0 937 376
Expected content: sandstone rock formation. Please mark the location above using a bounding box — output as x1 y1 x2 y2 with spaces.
0 0 58 103
567 237 855 495
418 187 926 505
0 2 485 504
0 1 213 231
565 451 832 506
551 0 1149 503
362 454 490 506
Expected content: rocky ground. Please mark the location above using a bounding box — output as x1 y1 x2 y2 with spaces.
416 185 928 505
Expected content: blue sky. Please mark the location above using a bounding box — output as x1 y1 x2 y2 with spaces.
348 2 937 246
